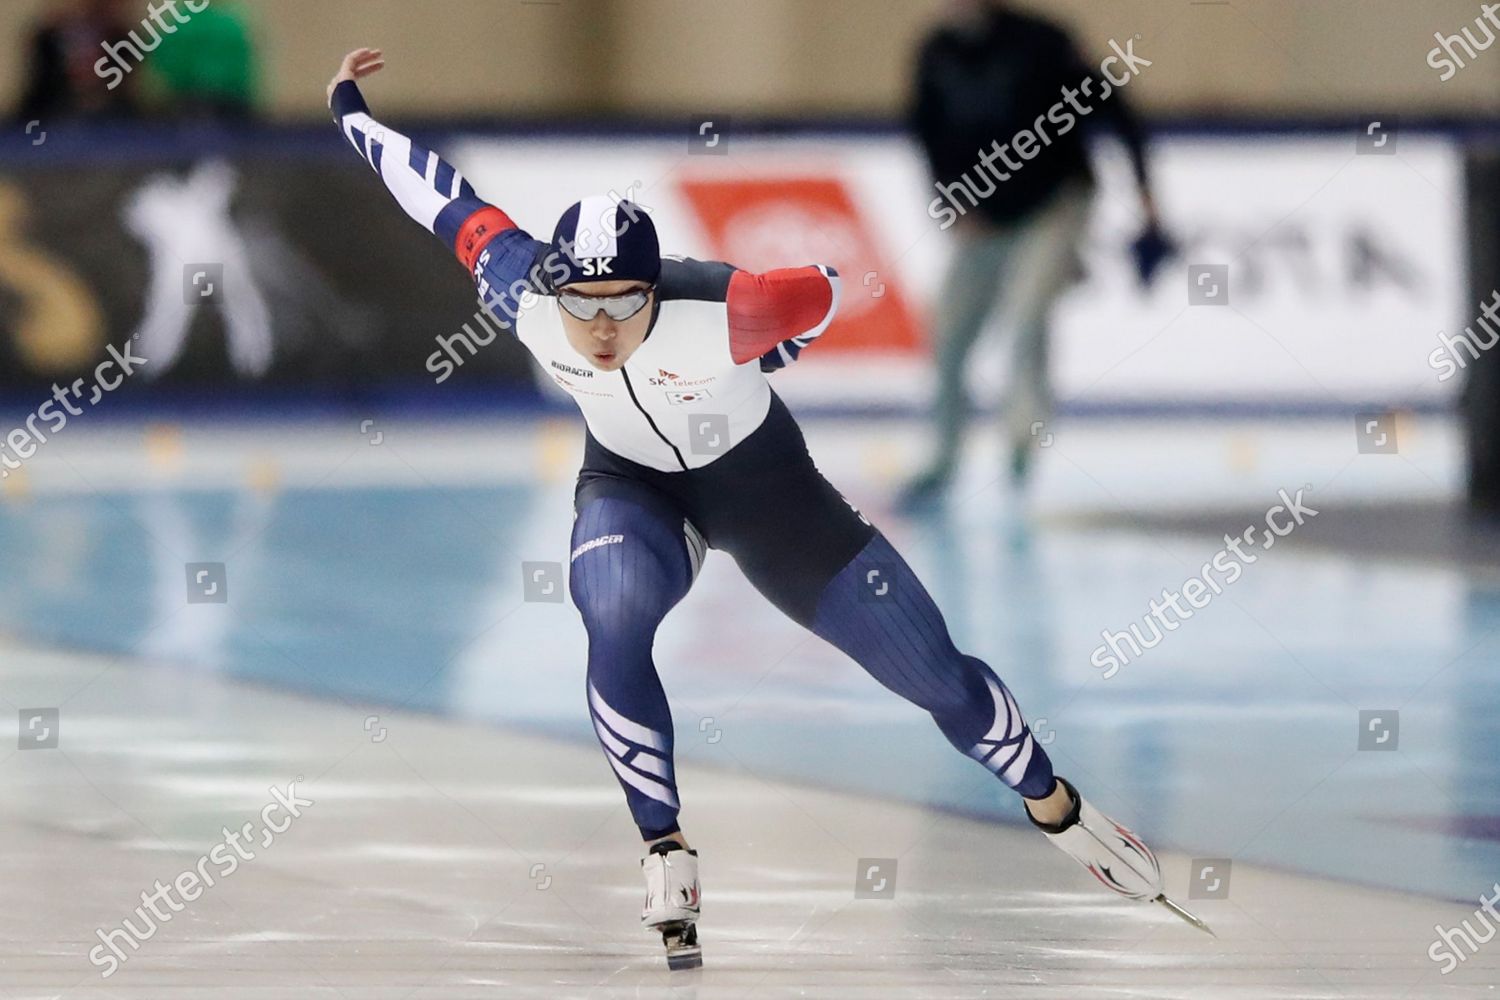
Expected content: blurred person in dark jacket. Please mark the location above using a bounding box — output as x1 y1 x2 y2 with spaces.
14 0 140 123
901 0 1169 508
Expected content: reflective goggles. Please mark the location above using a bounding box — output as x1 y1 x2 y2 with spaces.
557 287 654 322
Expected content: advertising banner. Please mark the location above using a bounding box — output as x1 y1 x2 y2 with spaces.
0 130 1465 412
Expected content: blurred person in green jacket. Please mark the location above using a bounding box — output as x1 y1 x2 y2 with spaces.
147 0 259 120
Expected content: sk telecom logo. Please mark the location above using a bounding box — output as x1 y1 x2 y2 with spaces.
649 368 714 388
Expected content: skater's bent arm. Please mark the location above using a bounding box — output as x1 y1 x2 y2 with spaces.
327 49 542 283
726 265 841 371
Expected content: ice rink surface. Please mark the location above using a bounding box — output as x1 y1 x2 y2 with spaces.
2 410 1498 997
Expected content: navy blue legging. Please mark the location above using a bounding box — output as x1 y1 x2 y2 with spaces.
570 469 1055 841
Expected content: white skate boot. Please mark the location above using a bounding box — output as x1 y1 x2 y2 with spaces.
1027 777 1213 935
641 841 702 969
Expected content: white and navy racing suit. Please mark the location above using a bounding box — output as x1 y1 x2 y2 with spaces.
334 81 1057 841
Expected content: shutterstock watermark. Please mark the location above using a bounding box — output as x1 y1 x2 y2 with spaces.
1427 4 1500 81
94 0 212 92
1428 289 1500 381
426 183 650 384
1 341 147 479
928 36 1151 229
88 780 312 978
1428 881 1500 974
1091 487 1319 678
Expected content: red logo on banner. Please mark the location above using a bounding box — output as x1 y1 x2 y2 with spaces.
677 177 919 354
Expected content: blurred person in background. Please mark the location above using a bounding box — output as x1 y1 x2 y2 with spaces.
148 0 259 120
900 0 1169 509
13 0 140 123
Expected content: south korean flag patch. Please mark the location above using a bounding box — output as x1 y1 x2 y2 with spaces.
666 389 713 405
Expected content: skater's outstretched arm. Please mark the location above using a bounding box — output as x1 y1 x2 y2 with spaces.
326 49 544 296
726 264 841 372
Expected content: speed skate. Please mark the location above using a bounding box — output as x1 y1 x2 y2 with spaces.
1030 777 1215 936
641 841 703 970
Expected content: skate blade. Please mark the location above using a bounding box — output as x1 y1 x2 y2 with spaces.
666 945 703 971
660 921 702 971
1154 893 1216 937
